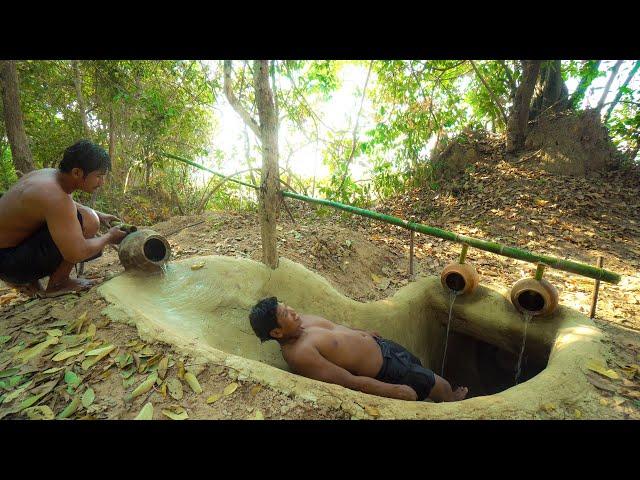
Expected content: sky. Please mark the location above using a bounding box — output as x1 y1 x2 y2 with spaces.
194 60 638 188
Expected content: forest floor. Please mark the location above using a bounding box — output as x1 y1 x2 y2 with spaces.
1 153 639 420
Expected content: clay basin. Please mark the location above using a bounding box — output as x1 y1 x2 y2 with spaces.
98 255 605 419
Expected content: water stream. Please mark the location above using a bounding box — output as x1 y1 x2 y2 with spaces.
514 313 532 385
441 289 459 377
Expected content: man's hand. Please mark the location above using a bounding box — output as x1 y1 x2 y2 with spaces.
396 384 418 401
369 331 381 338
107 226 127 244
97 212 121 227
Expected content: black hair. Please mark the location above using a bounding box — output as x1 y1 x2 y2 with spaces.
59 140 111 175
249 296 279 342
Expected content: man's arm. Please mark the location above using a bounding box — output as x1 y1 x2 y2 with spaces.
46 196 125 263
287 346 417 401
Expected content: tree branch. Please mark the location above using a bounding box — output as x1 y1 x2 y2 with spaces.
604 60 640 122
469 60 508 127
223 60 261 138
596 60 624 112
337 60 374 194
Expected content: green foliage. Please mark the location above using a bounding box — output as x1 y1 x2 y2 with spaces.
0 145 17 190
2 58 639 221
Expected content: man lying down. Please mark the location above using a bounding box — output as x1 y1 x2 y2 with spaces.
249 297 468 402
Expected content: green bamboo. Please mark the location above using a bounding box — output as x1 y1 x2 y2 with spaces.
535 263 546 281
160 152 257 190
285 191 621 284
459 244 469 265
161 152 622 284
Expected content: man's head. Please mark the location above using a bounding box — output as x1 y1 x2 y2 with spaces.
59 140 111 193
249 297 302 343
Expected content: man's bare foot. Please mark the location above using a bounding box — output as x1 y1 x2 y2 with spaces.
450 387 468 401
45 277 96 297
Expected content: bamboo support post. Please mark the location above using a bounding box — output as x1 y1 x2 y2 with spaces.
535 263 546 281
590 256 604 319
459 244 469 264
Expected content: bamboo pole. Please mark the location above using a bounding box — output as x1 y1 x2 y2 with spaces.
160 152 622 285
590 256 604 319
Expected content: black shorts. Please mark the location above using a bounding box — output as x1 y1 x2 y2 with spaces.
375 337 436 401
0 210 101 285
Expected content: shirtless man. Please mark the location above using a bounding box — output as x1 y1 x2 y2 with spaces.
0 140 127 296
249 297 468 402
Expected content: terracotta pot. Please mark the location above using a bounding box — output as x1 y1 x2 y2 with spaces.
510 277 559 317
117 229 171 273
440 262 479 295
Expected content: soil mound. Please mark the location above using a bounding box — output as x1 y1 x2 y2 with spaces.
524 109 620 176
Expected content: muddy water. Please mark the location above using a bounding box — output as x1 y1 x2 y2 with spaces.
99 258 288 370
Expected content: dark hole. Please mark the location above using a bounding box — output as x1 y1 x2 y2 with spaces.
440 331 549 398
143 238 166 262
517 290 545 312
445 272 466 292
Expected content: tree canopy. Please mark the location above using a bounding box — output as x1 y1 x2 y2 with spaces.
1 60 638 213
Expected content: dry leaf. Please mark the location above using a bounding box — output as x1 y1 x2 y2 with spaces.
191 262 205 270
251 410 264 420
364 405 380 417
184 372 202 394
24 405 54 420
14 337 59 363
162 406 188 420
128 372 158 400
86 324 96 339
574 409 582 419
157 356 168 379
57 396 81 419
86 344 115 357
223 382 239 396
81 388 95 408
206 393 222 404
134 402 154 420
586 360 620 380
52 347 85 362
250 385 262 397
166 378 183 400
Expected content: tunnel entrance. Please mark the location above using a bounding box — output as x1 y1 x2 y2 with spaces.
438 330 550 397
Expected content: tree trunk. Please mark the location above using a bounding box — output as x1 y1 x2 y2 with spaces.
604 60 640 122
123 165 133 194
530 60 569 119
108 106 116 162
254 60 280 269
506 60 541 153
0 61 35 176
596 60 624 112
72 60 90 137
145 160 152 193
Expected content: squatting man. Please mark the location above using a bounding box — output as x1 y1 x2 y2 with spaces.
0 140 127 296
250 297 468 402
